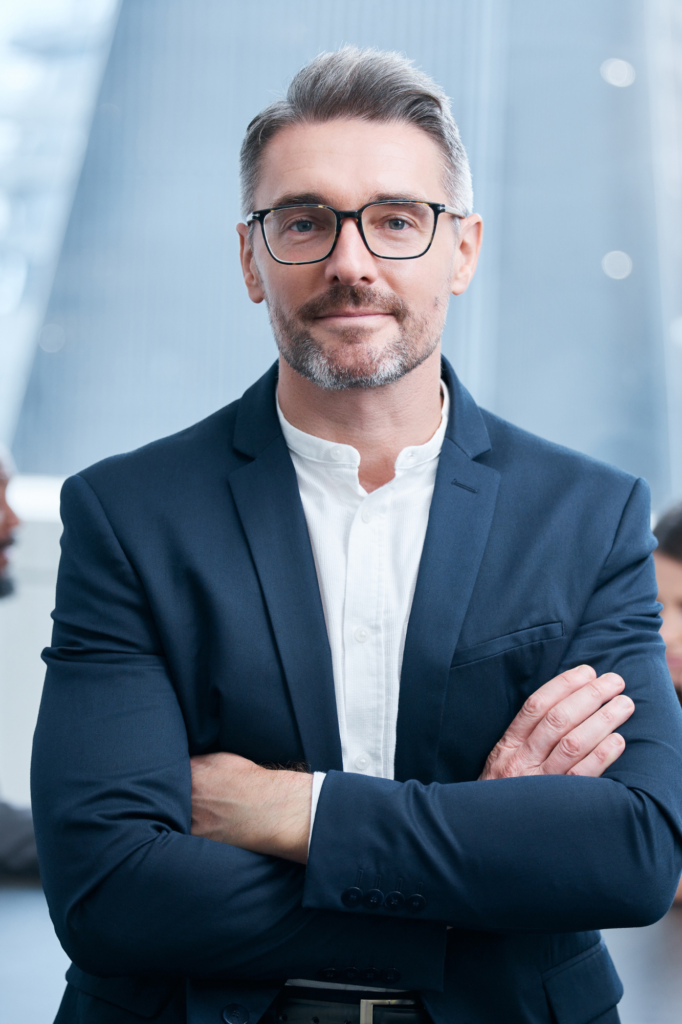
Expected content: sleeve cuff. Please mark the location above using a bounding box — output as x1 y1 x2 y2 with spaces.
308 771 327 852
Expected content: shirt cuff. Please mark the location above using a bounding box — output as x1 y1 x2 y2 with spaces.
308 771 327 851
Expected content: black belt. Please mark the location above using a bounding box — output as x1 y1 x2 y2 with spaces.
270 987 432 1024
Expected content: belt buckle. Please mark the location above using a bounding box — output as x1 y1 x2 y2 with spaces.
359 999 415 1023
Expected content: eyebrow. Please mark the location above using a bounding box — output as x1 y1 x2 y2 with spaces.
262 190 429 210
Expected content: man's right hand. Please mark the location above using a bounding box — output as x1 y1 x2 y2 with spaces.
480 664 634 781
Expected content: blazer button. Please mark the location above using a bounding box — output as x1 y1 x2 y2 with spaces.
362 967 381 983
341 887 363 908
317 967 338 981
222 1005 249 1024
343 967 361 982
380 968 401 984
362 888 384 909
406 894 427 913
383 890 405 910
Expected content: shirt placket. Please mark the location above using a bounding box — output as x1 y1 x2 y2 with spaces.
342 486 390 777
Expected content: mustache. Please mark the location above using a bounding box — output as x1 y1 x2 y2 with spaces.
297 285 407 324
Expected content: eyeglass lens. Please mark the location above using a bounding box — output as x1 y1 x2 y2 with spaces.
262 202 436 262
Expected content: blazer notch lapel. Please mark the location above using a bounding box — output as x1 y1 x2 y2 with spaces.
228 435 343 772
395 438 500 783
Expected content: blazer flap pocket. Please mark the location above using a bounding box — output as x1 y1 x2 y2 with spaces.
542 940 623 1024
451 621 564 668
65 964 180 1018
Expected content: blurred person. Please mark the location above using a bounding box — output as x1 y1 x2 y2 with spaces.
0 444 39 878
31 49 682 1024
653 503 682 697
652 503 682 906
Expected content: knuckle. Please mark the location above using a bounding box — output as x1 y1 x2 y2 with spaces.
558 733 582 758
545 706 569 732
495 735 519 754
523 695 545 719
498 759 523 779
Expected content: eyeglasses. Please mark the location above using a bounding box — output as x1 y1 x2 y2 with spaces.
246 200 463 265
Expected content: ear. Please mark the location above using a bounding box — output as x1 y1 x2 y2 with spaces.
450 214 483 296
237 222 265 304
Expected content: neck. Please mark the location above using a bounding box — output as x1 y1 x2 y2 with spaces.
277 346 444 492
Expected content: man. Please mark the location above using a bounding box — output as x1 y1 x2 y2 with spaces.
653 503 682 695
33 48 682 1024
0 445 40 878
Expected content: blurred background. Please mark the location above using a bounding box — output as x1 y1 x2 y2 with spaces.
2 0 682 1020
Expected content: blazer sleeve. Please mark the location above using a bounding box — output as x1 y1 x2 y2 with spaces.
303 477 682 931
31 473 446 985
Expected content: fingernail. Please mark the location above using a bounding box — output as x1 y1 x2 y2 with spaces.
616 695 634 710
575 664 595 681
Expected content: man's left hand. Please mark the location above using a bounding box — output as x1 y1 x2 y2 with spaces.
190 753 312 864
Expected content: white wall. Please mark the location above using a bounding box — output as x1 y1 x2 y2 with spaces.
0 478 63 806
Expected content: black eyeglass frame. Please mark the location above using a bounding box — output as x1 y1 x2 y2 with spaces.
246 199 464 265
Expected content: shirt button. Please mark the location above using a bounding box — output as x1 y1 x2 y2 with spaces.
330 446 343 461
354 754 370 771
361 507 372 523
354 626 369 643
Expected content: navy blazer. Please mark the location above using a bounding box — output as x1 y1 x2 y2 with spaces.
32 359 682 1024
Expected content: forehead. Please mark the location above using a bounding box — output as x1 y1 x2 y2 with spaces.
254 118 448 209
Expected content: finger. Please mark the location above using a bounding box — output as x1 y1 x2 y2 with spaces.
566 732 627 777
523 672 625 765
542 693 634 775
501 665 598 747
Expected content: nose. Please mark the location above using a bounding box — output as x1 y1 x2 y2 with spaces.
324 216 379 287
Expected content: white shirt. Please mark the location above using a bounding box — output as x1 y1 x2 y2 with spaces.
278 384 449 993
277 385 449 813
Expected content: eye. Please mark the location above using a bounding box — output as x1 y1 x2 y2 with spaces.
386 217 409 231
290 218 315 233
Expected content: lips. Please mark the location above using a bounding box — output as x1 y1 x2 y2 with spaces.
315 310 391 319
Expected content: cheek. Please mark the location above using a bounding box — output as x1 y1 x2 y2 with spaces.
661 607 682 646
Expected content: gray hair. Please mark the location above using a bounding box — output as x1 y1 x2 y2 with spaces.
240 47 473 217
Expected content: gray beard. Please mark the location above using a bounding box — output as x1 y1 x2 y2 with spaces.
267 287 441 391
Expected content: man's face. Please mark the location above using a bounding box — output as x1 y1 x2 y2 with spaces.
238 118 481 389
655 551 682 689
0 476 19 597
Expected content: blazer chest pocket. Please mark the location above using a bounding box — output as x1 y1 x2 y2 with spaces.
439 621 565 781
450 621 564 668
542 940 623 1024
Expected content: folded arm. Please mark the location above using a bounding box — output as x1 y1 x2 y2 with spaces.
31 474 446 986
301 478 682 930
193 478 682 932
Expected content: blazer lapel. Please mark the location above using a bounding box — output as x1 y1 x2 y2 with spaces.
228 365 343 773
394 362 500 783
